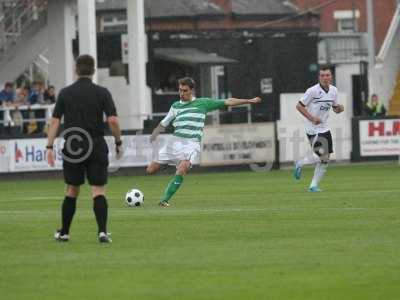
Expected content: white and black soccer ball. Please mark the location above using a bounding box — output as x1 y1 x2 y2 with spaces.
125 189 144 207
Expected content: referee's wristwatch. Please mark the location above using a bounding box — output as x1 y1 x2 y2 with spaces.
46 145 54 150
115 140 122 146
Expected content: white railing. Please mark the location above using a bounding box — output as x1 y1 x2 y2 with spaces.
0 104 254 134
0 0 47 55
0 104 53 126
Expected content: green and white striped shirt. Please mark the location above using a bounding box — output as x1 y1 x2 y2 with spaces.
160 98 226 141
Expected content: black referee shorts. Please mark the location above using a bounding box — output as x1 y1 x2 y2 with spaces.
62 137 109 186
307 131 333 156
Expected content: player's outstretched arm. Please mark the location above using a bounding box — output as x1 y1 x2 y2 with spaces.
332 104 344 114
224 97 261 107
150 123 166 142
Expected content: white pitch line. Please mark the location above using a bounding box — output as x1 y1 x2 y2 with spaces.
0 206 393 216
112 207 390 215
0 196 59 202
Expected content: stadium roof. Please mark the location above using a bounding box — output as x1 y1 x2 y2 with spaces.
96 0 225 18
96 0 297 18
231 0 297 16
145 0 224 18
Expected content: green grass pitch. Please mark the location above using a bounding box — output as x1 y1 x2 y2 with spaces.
1 164 400 300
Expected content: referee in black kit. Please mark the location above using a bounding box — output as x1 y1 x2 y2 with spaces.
46 55 122 243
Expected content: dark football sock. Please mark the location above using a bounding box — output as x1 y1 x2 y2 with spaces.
60 196 77 235
93 195 108 234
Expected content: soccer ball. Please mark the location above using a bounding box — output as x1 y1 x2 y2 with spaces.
125 189 144 207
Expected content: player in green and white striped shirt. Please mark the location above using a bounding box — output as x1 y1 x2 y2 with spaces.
146 77 261 207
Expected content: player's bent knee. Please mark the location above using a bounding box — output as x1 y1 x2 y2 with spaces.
177 161 191 175
146 164 159 175
66 185 80 198
91 186 105 198
176 169 187 176
145 166 154 175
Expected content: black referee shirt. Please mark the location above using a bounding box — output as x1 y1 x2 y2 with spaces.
52 77 117 137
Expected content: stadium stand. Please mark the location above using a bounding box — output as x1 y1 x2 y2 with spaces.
0 80 53 136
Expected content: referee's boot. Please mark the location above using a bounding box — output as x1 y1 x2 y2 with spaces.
99 232 112 243
54 230 70 242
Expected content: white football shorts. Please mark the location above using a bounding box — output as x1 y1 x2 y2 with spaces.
155 136 201 166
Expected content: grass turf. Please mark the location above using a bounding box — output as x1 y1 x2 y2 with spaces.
0 164 399 300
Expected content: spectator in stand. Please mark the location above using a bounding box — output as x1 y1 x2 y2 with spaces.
43 85 56 104
28 81 43 105
10 108 24 134
0 82 15 106
15 86 30 105
0 84 24 133
366 94 387 117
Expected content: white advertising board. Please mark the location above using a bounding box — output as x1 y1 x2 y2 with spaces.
359 119 400 157
200 123 275 166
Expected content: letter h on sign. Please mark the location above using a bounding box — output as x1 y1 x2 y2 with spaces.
368 122 385 137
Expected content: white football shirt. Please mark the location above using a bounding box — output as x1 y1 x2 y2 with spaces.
299 83 339 135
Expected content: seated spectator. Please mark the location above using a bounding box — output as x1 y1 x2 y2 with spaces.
28 81 43 105
366 94 387 117
43 85 56 104
0 82 15 106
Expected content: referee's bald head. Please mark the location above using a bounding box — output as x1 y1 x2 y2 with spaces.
76 55 95 76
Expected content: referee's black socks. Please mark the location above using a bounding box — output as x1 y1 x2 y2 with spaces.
93 195 108 234
60 196 77 235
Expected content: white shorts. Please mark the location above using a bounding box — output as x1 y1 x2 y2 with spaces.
155 136 201 166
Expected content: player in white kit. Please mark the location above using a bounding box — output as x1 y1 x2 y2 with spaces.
293 66 344 192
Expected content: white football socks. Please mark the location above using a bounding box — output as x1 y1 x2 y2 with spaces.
310 163 328 188
296 153 320 167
